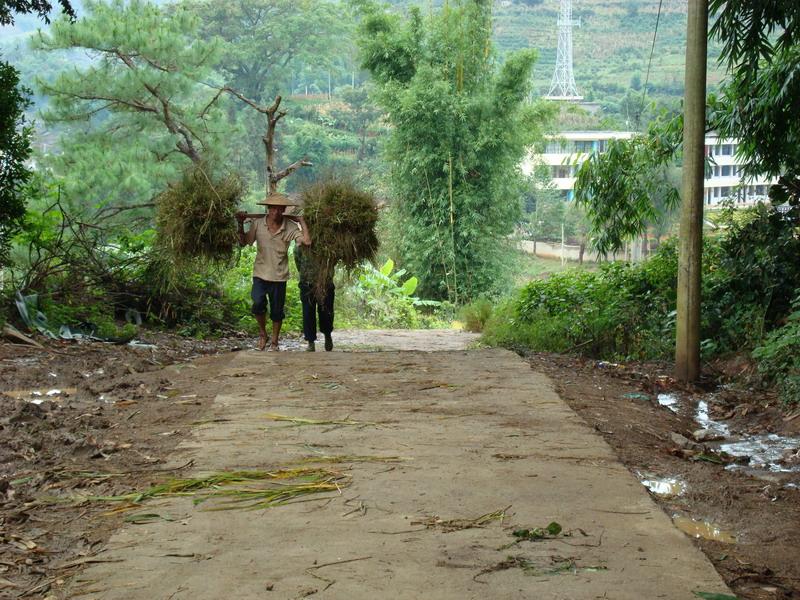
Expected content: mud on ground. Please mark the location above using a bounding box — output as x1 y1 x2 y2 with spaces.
528 352 800 600
0 333 250 598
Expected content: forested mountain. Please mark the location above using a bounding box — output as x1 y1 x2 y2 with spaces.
3 0 722 108
385 0 724 121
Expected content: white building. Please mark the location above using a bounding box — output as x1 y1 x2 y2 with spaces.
523 131 775 208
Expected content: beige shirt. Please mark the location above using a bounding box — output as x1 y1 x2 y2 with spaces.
244 217 303 281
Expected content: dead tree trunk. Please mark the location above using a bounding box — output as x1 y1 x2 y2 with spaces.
224 89 312 195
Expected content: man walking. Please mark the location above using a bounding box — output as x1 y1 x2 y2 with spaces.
295 244 335 352
236 193 311 351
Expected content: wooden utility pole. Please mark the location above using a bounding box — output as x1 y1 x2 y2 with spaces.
675 0 708 382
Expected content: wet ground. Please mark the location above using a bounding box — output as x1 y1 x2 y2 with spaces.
0 331 798 598
531 353 800 600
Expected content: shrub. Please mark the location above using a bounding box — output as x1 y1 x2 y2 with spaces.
506 258 677 360
458 298 494 333
335 259 446 329
483 203 800 366
752 293 800 405
481 302 573 353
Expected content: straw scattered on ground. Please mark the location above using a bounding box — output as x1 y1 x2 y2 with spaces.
73 468 349 511
264 413 378 428
297 454 409 464
413 506 512 533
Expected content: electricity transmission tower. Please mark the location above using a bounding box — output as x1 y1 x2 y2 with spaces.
545 0 582 100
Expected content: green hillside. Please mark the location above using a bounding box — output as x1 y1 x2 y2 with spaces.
493 0 725 95
390 0 727 125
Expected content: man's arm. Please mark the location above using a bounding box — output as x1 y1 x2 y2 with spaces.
236 212 255 246
296 216 312 246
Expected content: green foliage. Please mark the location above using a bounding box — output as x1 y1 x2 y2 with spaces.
484 203 800 368
0 0 75 25
509 258 677 359
356 0 554 302
484 239 678 359
708 1 800 204
192 0 350 101
339 258 444 329
38 297 138 341
573 113 682 255
33 0 229 212
0 59 31 267
480 300 572 354
752 295 800 405
457 297 493 333
703 204 800 350
710 46 800 205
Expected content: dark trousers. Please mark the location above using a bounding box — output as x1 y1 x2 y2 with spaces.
299 282 334 342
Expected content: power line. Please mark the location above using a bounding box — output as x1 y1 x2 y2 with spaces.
637 0 665 128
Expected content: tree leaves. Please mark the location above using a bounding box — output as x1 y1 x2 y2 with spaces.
573 114 681 255
0 60 32 266
356 0 551 302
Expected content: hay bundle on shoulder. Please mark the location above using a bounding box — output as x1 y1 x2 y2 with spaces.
300 176 379 299
155 160 244 264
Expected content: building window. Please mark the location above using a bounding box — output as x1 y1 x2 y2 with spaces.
574 141 594 153
545 141 567 153
721 165 732 176
552 165 573 178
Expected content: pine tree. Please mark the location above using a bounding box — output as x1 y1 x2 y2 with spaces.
33 0 230 215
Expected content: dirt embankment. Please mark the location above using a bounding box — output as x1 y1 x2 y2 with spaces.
529 352 800 600
0 334 244 597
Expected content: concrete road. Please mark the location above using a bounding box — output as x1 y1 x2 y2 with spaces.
70 333 730 599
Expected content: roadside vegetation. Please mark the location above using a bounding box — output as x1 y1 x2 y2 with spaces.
478 204 800 405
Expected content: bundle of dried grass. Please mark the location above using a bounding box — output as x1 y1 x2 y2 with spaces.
300 176 379 298
155 161 244 263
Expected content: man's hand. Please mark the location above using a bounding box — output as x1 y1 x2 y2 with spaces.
298 216 312 246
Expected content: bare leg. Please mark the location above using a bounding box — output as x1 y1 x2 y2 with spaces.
255 314 268 351
271 320 282 350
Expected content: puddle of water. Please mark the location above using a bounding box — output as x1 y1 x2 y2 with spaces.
657 393 679 413
693 395 800 472
721 434 800 473
672 515 736 543
695 400 730 436
640 475 686 497
2 388 77 403
128 340 157 349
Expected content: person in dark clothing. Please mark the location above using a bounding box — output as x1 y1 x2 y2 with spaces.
295 244 335 352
